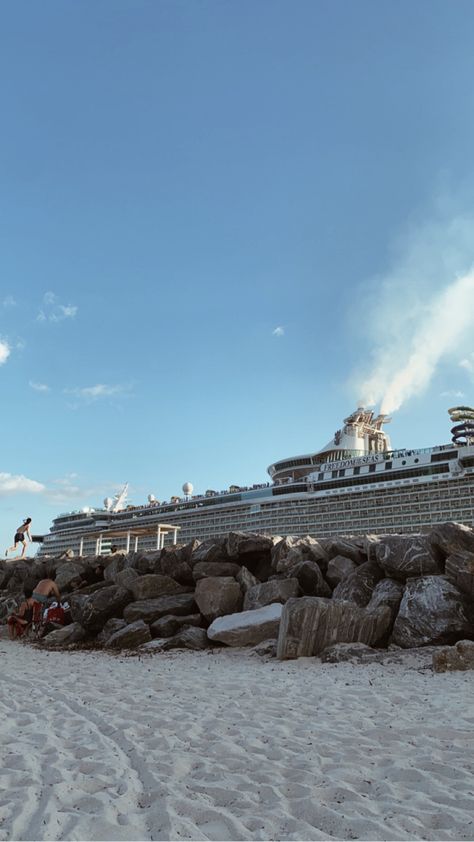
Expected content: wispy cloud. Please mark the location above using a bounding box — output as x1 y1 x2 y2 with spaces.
0 472 45 496
64 383 132 406
355 209 474 414
460 353 474 377
0 339 11 365
29 381 51 393
37 291 78 323
440 390 465 398
45 474 120 505
272 326 285 337
2 295 16 308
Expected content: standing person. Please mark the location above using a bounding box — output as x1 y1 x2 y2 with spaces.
5 518 32 559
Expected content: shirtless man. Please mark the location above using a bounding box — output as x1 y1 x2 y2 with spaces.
5 517 32 559
32 578 61 605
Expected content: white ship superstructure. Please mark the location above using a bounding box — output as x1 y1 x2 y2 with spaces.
37 407 474 558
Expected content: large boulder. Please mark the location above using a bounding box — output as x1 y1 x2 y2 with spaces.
391 576 474 648
324 538 365 566
208 603 283 646
332 561 384 607
97 618 127 645
277 597 391 660
123 593 197 625
290 560 331 597
272 536 328 574
145 627 211 652
130 550 161 575
244 578 300 611
375 535 441 580
0 561 13 590
150 613 203 638
227 531 274 559
72 586 132 632
366 578 404 623
41 623 88 648
159 546 194 585
54 562 86 593
194 577 242 622
190 538 228 566
103 554 131 583
445 552 474 601
114 567 140 591
192 562 241 582
429 522 474 566
130 574 187 601
433 640 474 673
105 620 151 649
236 566 259 593
326 555 358 588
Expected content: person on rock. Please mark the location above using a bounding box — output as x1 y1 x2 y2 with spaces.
31 578 61 606
7 587 36 639
5 517 32 559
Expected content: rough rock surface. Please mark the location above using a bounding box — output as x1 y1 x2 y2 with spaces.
433 640 474 672
319 642 379 663
159 548 194 585
191 538 228 565
277 597 391 660
130 574 186 601
325 538 364 566
207 603 283 646
227 531 274 559
42 623 88 647
326 555 359 588
54 562 86 592
103 554 131 582
290 560 331 597
236 566 259 593
96 618 127 645
272 536 328 574
71 586 132 632
391 576 474 648
114 568 139 591
243 578 300 611
366 578 405 623
124 593 197 625
376 535 441 580
332 561 384 607
445 552 474 601
150 613 202 638
192 562 241 582
194 576 242 622
159 626 211 651
429 522 474 565
105 619 151 649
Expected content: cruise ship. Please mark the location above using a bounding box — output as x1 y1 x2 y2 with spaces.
36 406 474 558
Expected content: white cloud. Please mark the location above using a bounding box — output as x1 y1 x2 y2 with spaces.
440 390 465 398
460 354 474 376
0 472 45 496
2 295 16 308
37 291 78 323
64 383 132 405
272 326 285 337
29 381 51 393
45 475 117 505
0 339 11 365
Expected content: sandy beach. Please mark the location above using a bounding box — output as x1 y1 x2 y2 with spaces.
1 637 473 842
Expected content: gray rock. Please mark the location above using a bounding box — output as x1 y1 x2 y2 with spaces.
96 618 127 645
226 531 274 559
325 538 365 566
191 538 228 565
429 522 474 565
433 640 474 672
124 593 197 625
290 560 331 597
42 623 88 647
332 561 384 607
160 626 211 651
194 576 242 622
150 613 203 638
74 586 133 632
236 566 259 593
251 638 277 657
192 561 241 582
277 597 391 660
208 603 283 646
159 547 194 585
103 554 131 583
105 619 151 649
114 567 140 591
54 562 86 592
320 642 379 663
272 536 329 574
130 574 186 601
375 535 441 580
445 552 474 601
366 578 404 640
391 576 474 648
326 555 358 588
243 578 300 611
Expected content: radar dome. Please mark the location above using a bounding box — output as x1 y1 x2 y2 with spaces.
104 497 113 510
148 493 156 503
182 482 193 495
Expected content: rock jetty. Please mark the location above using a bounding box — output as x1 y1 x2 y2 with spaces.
1 522 474 669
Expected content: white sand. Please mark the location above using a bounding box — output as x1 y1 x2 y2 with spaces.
0 636 473 842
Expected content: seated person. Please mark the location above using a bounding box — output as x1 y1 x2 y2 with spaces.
32 578 61 605
7 587 35 639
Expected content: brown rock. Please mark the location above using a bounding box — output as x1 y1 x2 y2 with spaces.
290 560 331 597
194 576 243 622
105 619 152 649
332 561 384 607
150 613 203 638
433 640 474 672
326 555 358 588
445 552 474 600
236 566 259 593
123 593 197 625
130 574 186 601
192 561 241 582
243 578 300 611
429 522 474 565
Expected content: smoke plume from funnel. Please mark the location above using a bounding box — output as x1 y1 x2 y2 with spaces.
360 270 474 415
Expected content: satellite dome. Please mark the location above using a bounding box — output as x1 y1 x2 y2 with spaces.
104 497 113 510
182 482 194 495
148 493 156 503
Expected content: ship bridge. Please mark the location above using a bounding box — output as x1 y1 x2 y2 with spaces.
268 407 392 483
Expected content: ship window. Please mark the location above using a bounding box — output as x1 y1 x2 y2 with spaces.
353 467 360 475
385 462 393 470
332 470 338 479
369 464 376 473
318 473 324 481
339 469 345 477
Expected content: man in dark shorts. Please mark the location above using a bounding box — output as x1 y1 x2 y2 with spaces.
5 517 32 559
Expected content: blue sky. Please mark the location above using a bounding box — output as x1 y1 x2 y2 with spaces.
1 0 474 551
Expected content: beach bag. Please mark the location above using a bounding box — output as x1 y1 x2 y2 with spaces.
44 604 66 625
